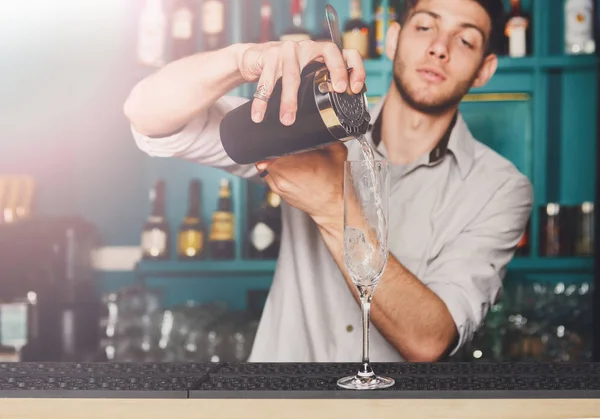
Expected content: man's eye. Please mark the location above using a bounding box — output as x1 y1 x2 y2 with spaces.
416 26 430 31
460 38 474 48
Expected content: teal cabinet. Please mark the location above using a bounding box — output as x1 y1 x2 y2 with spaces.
460 93 533 179
134 0 597 310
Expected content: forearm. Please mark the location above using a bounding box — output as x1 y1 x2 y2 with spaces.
124 43 250 137
317 222 457 362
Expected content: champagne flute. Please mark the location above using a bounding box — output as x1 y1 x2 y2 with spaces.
337 160 394 390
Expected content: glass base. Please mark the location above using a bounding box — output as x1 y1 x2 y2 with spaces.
337 373 395 390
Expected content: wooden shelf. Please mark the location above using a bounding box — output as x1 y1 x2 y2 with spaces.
496 56 538 71
540 55 600 69
363 56 539 75
135 259 277 278
508 257 594 272
134 257 592 280
362 55 598 78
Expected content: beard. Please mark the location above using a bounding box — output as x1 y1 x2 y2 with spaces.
393 55 479 116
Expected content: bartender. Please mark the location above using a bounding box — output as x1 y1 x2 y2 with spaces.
124 0 532 362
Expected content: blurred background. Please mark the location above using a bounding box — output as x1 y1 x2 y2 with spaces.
0 0 597 364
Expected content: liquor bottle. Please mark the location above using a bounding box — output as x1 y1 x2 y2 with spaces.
137 0 167 67
170 0 197 60
565 0 596 55
573 201 594 256
15 176 35 221
0 176 8 225
504 0 530 57
539 203 562 257
209 179 235 259
343 0 370 58
201 0 226 51
373 0 397 57
177 179 207 259
2 176 19 224
314 18 333 42
248 189 282 259
259 1 275 43
141 180 169 260
0 295 39 362
280 0 311 42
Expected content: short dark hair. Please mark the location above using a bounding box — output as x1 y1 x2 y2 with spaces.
397 0 506 55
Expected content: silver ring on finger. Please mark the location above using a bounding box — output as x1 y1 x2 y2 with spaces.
253 83 270 103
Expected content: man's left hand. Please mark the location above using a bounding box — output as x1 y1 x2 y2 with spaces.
256 143 347 231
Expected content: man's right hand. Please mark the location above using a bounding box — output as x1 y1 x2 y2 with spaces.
124 39 365 140
236 41 366 126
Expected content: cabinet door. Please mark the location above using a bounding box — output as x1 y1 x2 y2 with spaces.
460 93 533 180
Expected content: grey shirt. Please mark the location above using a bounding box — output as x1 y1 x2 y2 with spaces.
131 95 533 362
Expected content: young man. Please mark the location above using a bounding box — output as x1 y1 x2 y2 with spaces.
124 0 533 362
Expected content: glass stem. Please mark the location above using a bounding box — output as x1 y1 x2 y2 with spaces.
358 284 374 377
361 298 371 365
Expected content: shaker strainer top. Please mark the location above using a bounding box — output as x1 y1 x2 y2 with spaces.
331 89 371 134
325 4 371 135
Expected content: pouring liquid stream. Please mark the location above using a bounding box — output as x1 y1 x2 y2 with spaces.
344 135 388 285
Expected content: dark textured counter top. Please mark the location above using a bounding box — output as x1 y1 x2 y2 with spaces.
1 362 600 399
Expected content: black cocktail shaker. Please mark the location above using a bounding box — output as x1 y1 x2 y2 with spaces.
219 5 371 165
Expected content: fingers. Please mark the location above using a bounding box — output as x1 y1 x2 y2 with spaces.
255 160 274 172
279 41 301 126
250 41 367 124
321 42 350 93
255 160 282 195
301 42 365 95
343 49 366 94
251 53 280 123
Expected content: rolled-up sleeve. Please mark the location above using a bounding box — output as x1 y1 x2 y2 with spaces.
424 175 533 356
131 95 258 179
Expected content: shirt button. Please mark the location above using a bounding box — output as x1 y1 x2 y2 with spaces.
346 325 354 333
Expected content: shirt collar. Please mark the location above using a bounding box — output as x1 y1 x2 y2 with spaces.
367 96 475 179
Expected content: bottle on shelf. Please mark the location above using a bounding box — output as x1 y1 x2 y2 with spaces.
259 1 276 43
14 176 35 222
0 293 39 362
2 176 19 224
280 0 311 42
373 0 398 58
573 201 594 256
314 18 333 42
539 203 562 257
209 178 235 260
0 177 6 225
137 0 168 67
201 0 227 51
564 0 596 55
177 179 207 260
504 0 531 58
247 188 282 260
141 179 170 260
170 0 197 60
343 0 370 58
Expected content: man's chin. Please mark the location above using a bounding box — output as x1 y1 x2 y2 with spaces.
406 95 457 115
394 75 464 115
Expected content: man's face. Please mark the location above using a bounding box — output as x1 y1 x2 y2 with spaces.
393 0 492 114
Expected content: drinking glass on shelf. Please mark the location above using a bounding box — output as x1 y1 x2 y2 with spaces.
337 160 394 390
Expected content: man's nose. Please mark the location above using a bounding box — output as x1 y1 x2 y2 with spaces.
428 36 450 61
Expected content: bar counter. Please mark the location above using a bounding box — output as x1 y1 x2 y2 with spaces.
1 362 600 418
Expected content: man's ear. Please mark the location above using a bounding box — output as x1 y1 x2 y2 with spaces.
385 22 401 61
472 53 498 88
